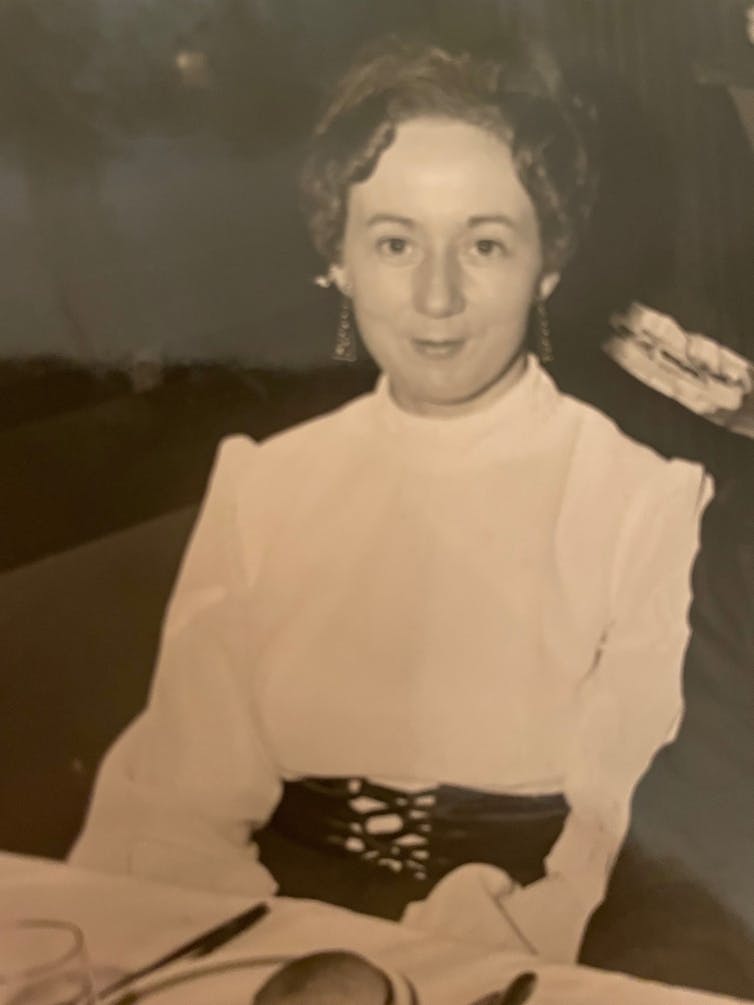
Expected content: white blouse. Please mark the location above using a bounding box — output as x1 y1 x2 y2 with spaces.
70 356 711 962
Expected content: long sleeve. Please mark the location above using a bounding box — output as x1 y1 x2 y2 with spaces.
69 435 281 897
402 461 712 960
580 470 754 998
498 462 713 961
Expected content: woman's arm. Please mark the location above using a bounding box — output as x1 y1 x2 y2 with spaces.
497 462 713 962
69 436 281 896
580 470 754 997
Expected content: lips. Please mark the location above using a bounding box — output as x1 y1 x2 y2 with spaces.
410 337 466 359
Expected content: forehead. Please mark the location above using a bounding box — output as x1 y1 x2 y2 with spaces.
347 117 535 226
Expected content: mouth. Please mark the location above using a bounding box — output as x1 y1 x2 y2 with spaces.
410 337 467 359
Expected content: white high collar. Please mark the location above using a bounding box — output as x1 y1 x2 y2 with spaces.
369 354 562 466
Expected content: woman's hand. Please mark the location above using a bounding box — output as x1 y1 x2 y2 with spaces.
604 302 754 439
401 864 527 950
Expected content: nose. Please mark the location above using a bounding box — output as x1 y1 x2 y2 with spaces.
413 248 465 319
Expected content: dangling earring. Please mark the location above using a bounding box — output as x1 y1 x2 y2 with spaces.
332 296 357 363
536 299 554 364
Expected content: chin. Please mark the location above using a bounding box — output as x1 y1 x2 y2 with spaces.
431 386 482 406
422 371 507 403
404 384 493 417
409 379 478 405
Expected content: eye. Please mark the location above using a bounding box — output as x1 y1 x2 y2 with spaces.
471 238 508 258
376 235 413 259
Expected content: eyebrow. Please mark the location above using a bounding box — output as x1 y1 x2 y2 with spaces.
366 214 416 229
467 214 517 230
365 213 518 231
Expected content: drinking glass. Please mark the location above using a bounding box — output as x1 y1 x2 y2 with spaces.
0 920 99 1005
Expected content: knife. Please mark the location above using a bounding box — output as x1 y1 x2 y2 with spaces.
99 901 270 998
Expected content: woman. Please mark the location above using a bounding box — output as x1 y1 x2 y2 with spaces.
70 36 710 964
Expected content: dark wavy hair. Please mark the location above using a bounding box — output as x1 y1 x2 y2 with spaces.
300 35 598 273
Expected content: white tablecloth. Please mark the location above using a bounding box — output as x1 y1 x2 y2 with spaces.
0 853 745 1004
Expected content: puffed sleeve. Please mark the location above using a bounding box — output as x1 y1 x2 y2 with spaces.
69 435 282 897
498 461 714 961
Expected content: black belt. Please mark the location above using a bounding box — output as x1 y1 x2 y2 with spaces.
255 777 569 920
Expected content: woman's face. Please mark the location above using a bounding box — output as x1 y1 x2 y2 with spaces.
331 117 559 417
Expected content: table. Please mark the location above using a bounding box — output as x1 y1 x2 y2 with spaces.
0 853 747 1004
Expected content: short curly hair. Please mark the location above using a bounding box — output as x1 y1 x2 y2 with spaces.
300 35 598 273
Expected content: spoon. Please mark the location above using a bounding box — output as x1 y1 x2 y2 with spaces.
469 970 537 1005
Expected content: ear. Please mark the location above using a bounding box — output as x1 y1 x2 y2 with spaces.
329 263 352 297
538 271 561 302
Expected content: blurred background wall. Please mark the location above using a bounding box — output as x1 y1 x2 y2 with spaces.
0 0 752 369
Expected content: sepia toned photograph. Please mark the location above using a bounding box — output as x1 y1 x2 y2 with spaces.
1 1 753 1002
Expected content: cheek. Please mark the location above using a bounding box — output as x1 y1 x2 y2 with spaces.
352 267 411 319
469 275 535 327
347 249 541 326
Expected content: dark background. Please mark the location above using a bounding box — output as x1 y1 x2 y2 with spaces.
1 0 753 952
1 0 753 568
